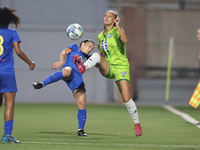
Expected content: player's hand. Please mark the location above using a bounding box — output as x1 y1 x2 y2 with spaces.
115 16 121 26
29 61 35 71
52 61 63 69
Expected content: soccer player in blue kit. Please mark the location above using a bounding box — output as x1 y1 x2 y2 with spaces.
0 7 36 143
33 39 95 136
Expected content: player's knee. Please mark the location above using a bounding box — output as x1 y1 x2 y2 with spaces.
62 67 72 78
6 102 15 109
77 98 86 109
122 96 131 103
78 102 86 110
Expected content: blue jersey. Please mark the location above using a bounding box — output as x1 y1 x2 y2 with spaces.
0 27 21 74
0 27 20 93
61 44 87 92
61 44 87 74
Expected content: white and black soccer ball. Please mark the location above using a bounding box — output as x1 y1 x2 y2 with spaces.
66 23 83 40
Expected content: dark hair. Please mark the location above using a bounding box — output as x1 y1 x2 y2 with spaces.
79 39 95 48
113 13 117 27
0 7 20 28
80 39 95 59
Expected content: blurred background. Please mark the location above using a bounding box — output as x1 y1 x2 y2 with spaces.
1 0 200 106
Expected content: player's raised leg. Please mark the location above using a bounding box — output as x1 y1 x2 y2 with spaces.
33 67 72 89
74 52 101 73
74 55 86 73
33 71 64 89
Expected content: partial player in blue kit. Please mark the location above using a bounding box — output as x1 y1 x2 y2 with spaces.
33 39 95 136
0 7 36 143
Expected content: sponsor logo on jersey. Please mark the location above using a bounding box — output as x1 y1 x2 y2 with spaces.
0 58 5 62
108 33 113 38
79 56 85 63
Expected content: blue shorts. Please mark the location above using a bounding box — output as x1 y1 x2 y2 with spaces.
0 74 17 93
63 69 85 92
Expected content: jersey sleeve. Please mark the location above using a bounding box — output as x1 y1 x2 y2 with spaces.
115 27 122 39
67 44 78 51
12 30 21 43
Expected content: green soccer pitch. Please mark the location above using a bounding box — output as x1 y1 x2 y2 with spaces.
0 104 200 150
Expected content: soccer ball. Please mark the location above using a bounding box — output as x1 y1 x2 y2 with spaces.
66 23 83 40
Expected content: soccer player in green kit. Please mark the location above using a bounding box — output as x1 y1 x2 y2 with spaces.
74 10 142 136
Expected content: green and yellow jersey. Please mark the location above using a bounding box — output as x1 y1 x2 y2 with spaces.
98 26 129 66
98 27 130 82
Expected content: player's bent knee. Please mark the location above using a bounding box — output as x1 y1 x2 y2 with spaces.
62 67 72 78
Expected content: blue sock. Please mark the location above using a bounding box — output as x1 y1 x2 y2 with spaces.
43 71 64 86
77 108 87 129
4 119 13 135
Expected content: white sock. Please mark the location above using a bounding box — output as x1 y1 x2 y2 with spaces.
84 52 101 70
124 99 140 124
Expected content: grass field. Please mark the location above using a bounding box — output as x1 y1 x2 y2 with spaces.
0 103 200 150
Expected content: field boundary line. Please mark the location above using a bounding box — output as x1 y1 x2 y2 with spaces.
22 141 200 148
163 105 200 128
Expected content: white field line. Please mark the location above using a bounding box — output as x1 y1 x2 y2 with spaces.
22 141 200 148
163 105 200 128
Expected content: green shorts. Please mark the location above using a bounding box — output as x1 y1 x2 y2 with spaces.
104 64 130 82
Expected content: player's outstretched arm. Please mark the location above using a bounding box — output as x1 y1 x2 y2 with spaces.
13 41 35 70
52 47 71 69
